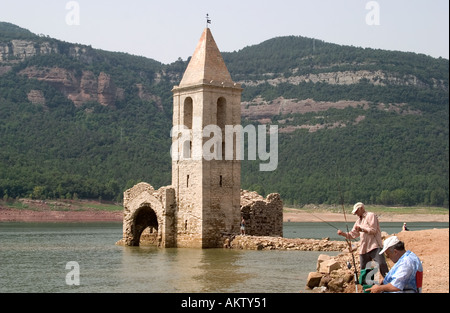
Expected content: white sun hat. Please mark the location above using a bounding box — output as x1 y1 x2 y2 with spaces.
379 236 400 254
351 202 364 214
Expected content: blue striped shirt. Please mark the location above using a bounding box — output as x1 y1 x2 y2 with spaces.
384 250 423 292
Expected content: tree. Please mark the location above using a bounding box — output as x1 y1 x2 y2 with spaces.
430 188 447 206
32 186 46 200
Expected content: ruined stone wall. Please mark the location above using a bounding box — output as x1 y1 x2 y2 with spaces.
240 190 283 237
118 186 284 248
117 183 176 247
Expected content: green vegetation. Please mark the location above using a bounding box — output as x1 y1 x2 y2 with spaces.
242 107 449 207
0 22 38 41
0 22 448 207
223 35 448 84
0 76 172 201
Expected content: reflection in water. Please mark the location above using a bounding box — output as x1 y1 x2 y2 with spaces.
192 249 251 292
119 247 250 292
118 246 339 293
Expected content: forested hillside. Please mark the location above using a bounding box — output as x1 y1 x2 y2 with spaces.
0 22 448 206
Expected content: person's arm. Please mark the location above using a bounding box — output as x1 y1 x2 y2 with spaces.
366 283 401 293
337 223 359 239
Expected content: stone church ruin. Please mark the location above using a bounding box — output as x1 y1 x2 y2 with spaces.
116 28 283 248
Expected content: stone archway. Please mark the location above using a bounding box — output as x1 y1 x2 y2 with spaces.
132 205 159 246
117 182 176 247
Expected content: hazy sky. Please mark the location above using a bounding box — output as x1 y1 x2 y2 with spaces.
1 0 449 64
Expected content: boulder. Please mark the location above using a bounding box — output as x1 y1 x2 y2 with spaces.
319 274 332 287
328 277 345 293
343 273 354 284
316 254 331 271
318 259 341 274
306 272 323 289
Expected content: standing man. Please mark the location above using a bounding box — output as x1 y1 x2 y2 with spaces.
366 236 423 293
337 202 389 277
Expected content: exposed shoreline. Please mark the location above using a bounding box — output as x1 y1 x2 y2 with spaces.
0 207 123 222
283 210 449 223
1 205 448 223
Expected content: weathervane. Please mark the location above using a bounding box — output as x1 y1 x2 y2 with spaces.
206 13 211 28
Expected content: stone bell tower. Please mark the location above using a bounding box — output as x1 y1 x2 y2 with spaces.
171 28 243 248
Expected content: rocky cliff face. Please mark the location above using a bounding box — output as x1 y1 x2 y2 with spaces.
18 66 123 107
27 90 46 106
242 96 369 121
0 38 164 109
238 69 446 89
0 39 59 63
0 38 123 107
0 39 100 65
238 65 440 132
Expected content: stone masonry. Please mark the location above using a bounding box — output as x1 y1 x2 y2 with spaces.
240 190 283 237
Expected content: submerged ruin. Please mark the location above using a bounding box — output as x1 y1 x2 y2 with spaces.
117 28 283 248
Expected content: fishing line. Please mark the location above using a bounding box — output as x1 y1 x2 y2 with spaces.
305 211 340 231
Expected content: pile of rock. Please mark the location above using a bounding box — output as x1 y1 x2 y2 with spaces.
306 231 393 293
226 235 347 251
306 253 360 293
305 239 390 293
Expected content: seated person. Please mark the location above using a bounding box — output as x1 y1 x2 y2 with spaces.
367 236 423 293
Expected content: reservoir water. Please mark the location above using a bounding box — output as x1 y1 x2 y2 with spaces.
0 221 447 293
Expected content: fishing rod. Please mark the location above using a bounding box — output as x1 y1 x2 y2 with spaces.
335 164 359 293
340 199 359 293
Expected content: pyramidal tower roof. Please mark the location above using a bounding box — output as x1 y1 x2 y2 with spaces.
179 28 234 87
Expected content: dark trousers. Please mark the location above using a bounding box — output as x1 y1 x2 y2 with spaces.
360 247 389 277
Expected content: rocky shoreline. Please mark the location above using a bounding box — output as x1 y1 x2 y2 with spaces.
304 228 449 293
225 235 347 251
224 229 449 293
0 205 123 222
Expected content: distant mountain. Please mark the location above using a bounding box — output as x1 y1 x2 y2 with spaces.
0 22 448 206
